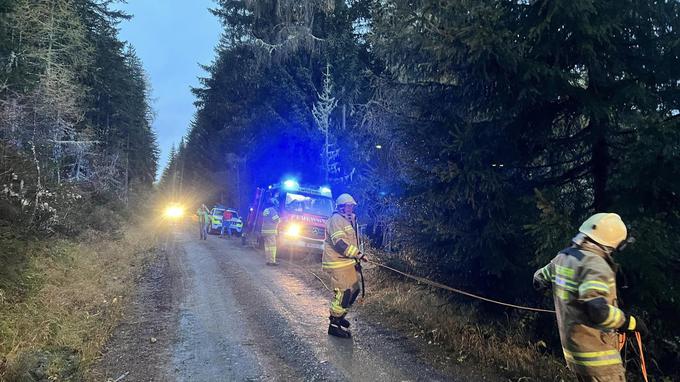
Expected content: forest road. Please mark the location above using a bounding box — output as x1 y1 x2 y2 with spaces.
95 225 498 381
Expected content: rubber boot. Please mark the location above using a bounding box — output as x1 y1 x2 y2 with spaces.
329 315 350 328
328 323 351 338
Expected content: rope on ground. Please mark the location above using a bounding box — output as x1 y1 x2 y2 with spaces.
365 259 556 314
306 267 332 293
242 236 550 312
276 256 332 293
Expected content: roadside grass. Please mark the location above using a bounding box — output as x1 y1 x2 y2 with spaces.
0 223 158 381
361 267 572 381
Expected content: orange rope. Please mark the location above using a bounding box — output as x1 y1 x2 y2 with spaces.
635 332 649 382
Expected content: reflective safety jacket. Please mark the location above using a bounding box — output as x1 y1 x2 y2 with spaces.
322 212 361 270
197 208 209 224
534 242 626 377
261 207 279 236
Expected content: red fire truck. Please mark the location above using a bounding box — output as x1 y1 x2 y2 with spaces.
242 179 334 255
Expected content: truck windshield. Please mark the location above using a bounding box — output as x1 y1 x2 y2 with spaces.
283 193 333 216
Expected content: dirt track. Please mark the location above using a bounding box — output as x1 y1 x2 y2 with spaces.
94 225 498 381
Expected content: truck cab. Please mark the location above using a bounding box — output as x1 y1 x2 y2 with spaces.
243 180 334 255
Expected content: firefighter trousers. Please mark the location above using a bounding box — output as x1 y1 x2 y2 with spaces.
263 235 277 263
576 374 625 382
198 220 207 239
326 265 361 318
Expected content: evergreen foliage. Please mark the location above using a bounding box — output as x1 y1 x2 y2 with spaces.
163 0 679 376
162 0 371 208
0 0 158 233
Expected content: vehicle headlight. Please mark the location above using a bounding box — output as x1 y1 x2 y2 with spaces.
285 223 301 237
164 206 184 219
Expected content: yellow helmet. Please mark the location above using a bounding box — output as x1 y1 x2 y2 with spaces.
336 193 357 206
578 213 627 248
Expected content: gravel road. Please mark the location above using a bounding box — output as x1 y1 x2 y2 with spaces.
95 226 497 382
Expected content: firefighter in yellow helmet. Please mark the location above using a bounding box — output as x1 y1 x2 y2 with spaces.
534 213 648 382
262 198 280 266
323 193 366 338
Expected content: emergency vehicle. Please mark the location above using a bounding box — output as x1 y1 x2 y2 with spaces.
242 180 334 255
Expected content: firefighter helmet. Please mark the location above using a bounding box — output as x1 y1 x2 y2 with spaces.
336 193 357 206
579 213 627 249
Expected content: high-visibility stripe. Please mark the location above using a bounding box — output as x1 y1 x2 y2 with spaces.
556 289 570 300
345 245 359 258
565 349 620 358
322 260 355 269
541 266 553 281
601 305 624 328
555 276 578 291
579 280 610 295
261 229 277 234
330 288 347 316
564 355 622 367
273 215 280 221
343 225 353 232
601 305 617 327
555 265 575 278
607 308 623 328
563 348 622 367
331 230 346 239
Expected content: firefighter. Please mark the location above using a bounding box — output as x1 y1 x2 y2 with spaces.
262 198 280 266
196 204 210 240
323 193 365 338
533 213 648 382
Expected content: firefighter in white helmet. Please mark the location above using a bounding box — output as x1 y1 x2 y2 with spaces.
534 213 648 382
323 193 366 338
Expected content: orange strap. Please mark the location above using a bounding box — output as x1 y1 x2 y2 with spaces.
635 332 649 382
619 332 649 382
617 333 626 351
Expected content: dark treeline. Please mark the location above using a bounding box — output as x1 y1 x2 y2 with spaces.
163 0 679 376
0 0 158 235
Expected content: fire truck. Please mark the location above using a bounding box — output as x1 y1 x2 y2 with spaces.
242 179 334 255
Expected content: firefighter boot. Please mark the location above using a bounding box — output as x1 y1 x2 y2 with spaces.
328 322 352 338
329 315 350 328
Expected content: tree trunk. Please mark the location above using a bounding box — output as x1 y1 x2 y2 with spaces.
124 133 129 205
591 122 609 211
324 125 329 183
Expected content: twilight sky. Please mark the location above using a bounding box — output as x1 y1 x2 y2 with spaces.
116 0 222 179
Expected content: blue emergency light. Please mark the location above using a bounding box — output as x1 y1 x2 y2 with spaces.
283 179 299 190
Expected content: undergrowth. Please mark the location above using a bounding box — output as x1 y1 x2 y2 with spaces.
0 223 158 381
361 267 573 381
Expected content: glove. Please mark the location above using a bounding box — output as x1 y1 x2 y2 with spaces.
619 315 649 337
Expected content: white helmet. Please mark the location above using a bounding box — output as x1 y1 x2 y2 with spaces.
578 213 627 249
336 193 357 206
